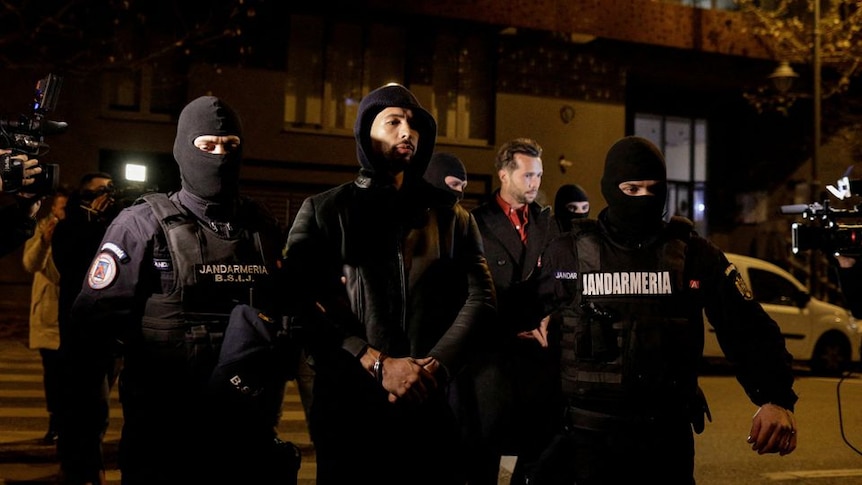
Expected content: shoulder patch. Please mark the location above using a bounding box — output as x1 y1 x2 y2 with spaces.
726 263 753 300
87 252 118 290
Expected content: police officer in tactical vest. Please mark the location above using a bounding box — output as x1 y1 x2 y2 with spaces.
58 96 293 485
531 136 799 485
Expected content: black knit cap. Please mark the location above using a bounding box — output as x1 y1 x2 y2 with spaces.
354 83 437 178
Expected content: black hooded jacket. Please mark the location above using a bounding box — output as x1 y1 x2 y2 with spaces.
282 84 495 380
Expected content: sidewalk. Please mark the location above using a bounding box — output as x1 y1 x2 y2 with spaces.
0 334 102 484
0 322 514 484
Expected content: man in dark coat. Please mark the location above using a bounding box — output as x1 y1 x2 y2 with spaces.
282 83 496 485
470 137 560 485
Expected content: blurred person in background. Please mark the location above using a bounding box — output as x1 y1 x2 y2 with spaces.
52 172 119 346
425 151 468 204
51 172 121 478
22 186 70 445
552 183 590 233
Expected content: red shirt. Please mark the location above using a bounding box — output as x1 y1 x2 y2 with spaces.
496 193 529 243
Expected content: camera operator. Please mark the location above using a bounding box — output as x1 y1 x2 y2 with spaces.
52 172 120 349
834 255 862 319
1 148 46 257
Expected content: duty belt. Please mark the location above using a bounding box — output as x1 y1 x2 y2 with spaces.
564 406 665 433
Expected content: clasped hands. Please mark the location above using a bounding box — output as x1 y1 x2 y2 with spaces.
362 349 440 404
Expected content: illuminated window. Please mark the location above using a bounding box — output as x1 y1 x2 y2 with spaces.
101 64 185 122
635 113 708 235
283 15 492 145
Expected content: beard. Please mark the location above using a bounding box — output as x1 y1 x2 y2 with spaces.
378 146 413 175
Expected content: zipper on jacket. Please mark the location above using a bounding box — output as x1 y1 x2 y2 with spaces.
397 234 407 331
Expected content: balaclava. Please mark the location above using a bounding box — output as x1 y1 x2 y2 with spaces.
600 136 667 239
424 152 467 202
555 184 590 219
354 83 437 185
173 96 243 202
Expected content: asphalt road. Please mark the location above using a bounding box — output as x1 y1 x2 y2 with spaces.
0 326 318 485
1 317 860 484
694 365 862 485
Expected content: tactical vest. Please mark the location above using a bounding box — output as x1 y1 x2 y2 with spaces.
558 217 699 416
130 193 280 397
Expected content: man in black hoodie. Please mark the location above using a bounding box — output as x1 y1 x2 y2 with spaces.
58 96 289 485
282 83 496 485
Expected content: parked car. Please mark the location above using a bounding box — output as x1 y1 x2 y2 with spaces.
703 253 862 376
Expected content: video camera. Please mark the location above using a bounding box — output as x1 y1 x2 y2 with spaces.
0 73 66 196
781 176 862 258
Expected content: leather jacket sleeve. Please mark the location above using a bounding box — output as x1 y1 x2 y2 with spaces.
282 192 370 359
424 208 496 378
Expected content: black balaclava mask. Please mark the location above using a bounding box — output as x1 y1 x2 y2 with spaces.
354 83 437 186
555 183 590 218
424 152 467 203
600 136 667 240
173 96 243 202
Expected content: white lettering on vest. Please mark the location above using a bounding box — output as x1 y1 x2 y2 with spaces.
581 271 672 296
555 271 578 280
196 264 269 275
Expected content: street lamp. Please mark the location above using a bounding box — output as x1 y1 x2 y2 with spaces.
768 61 798 94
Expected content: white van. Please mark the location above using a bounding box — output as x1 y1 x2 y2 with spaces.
703 253 862 375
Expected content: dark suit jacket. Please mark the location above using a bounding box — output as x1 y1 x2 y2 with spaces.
467 191 562 457
472 192 556 333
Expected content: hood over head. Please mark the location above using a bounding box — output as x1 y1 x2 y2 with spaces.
354 83 436 183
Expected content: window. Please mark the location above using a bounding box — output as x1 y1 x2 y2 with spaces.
412 30 493 144
283 15 492 145
748 267 801 307
284 16 405 133
101 64 185 122
634 113 708 235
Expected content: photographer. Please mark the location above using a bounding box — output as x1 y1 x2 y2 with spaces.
52 172 119 350
1 149 45 257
